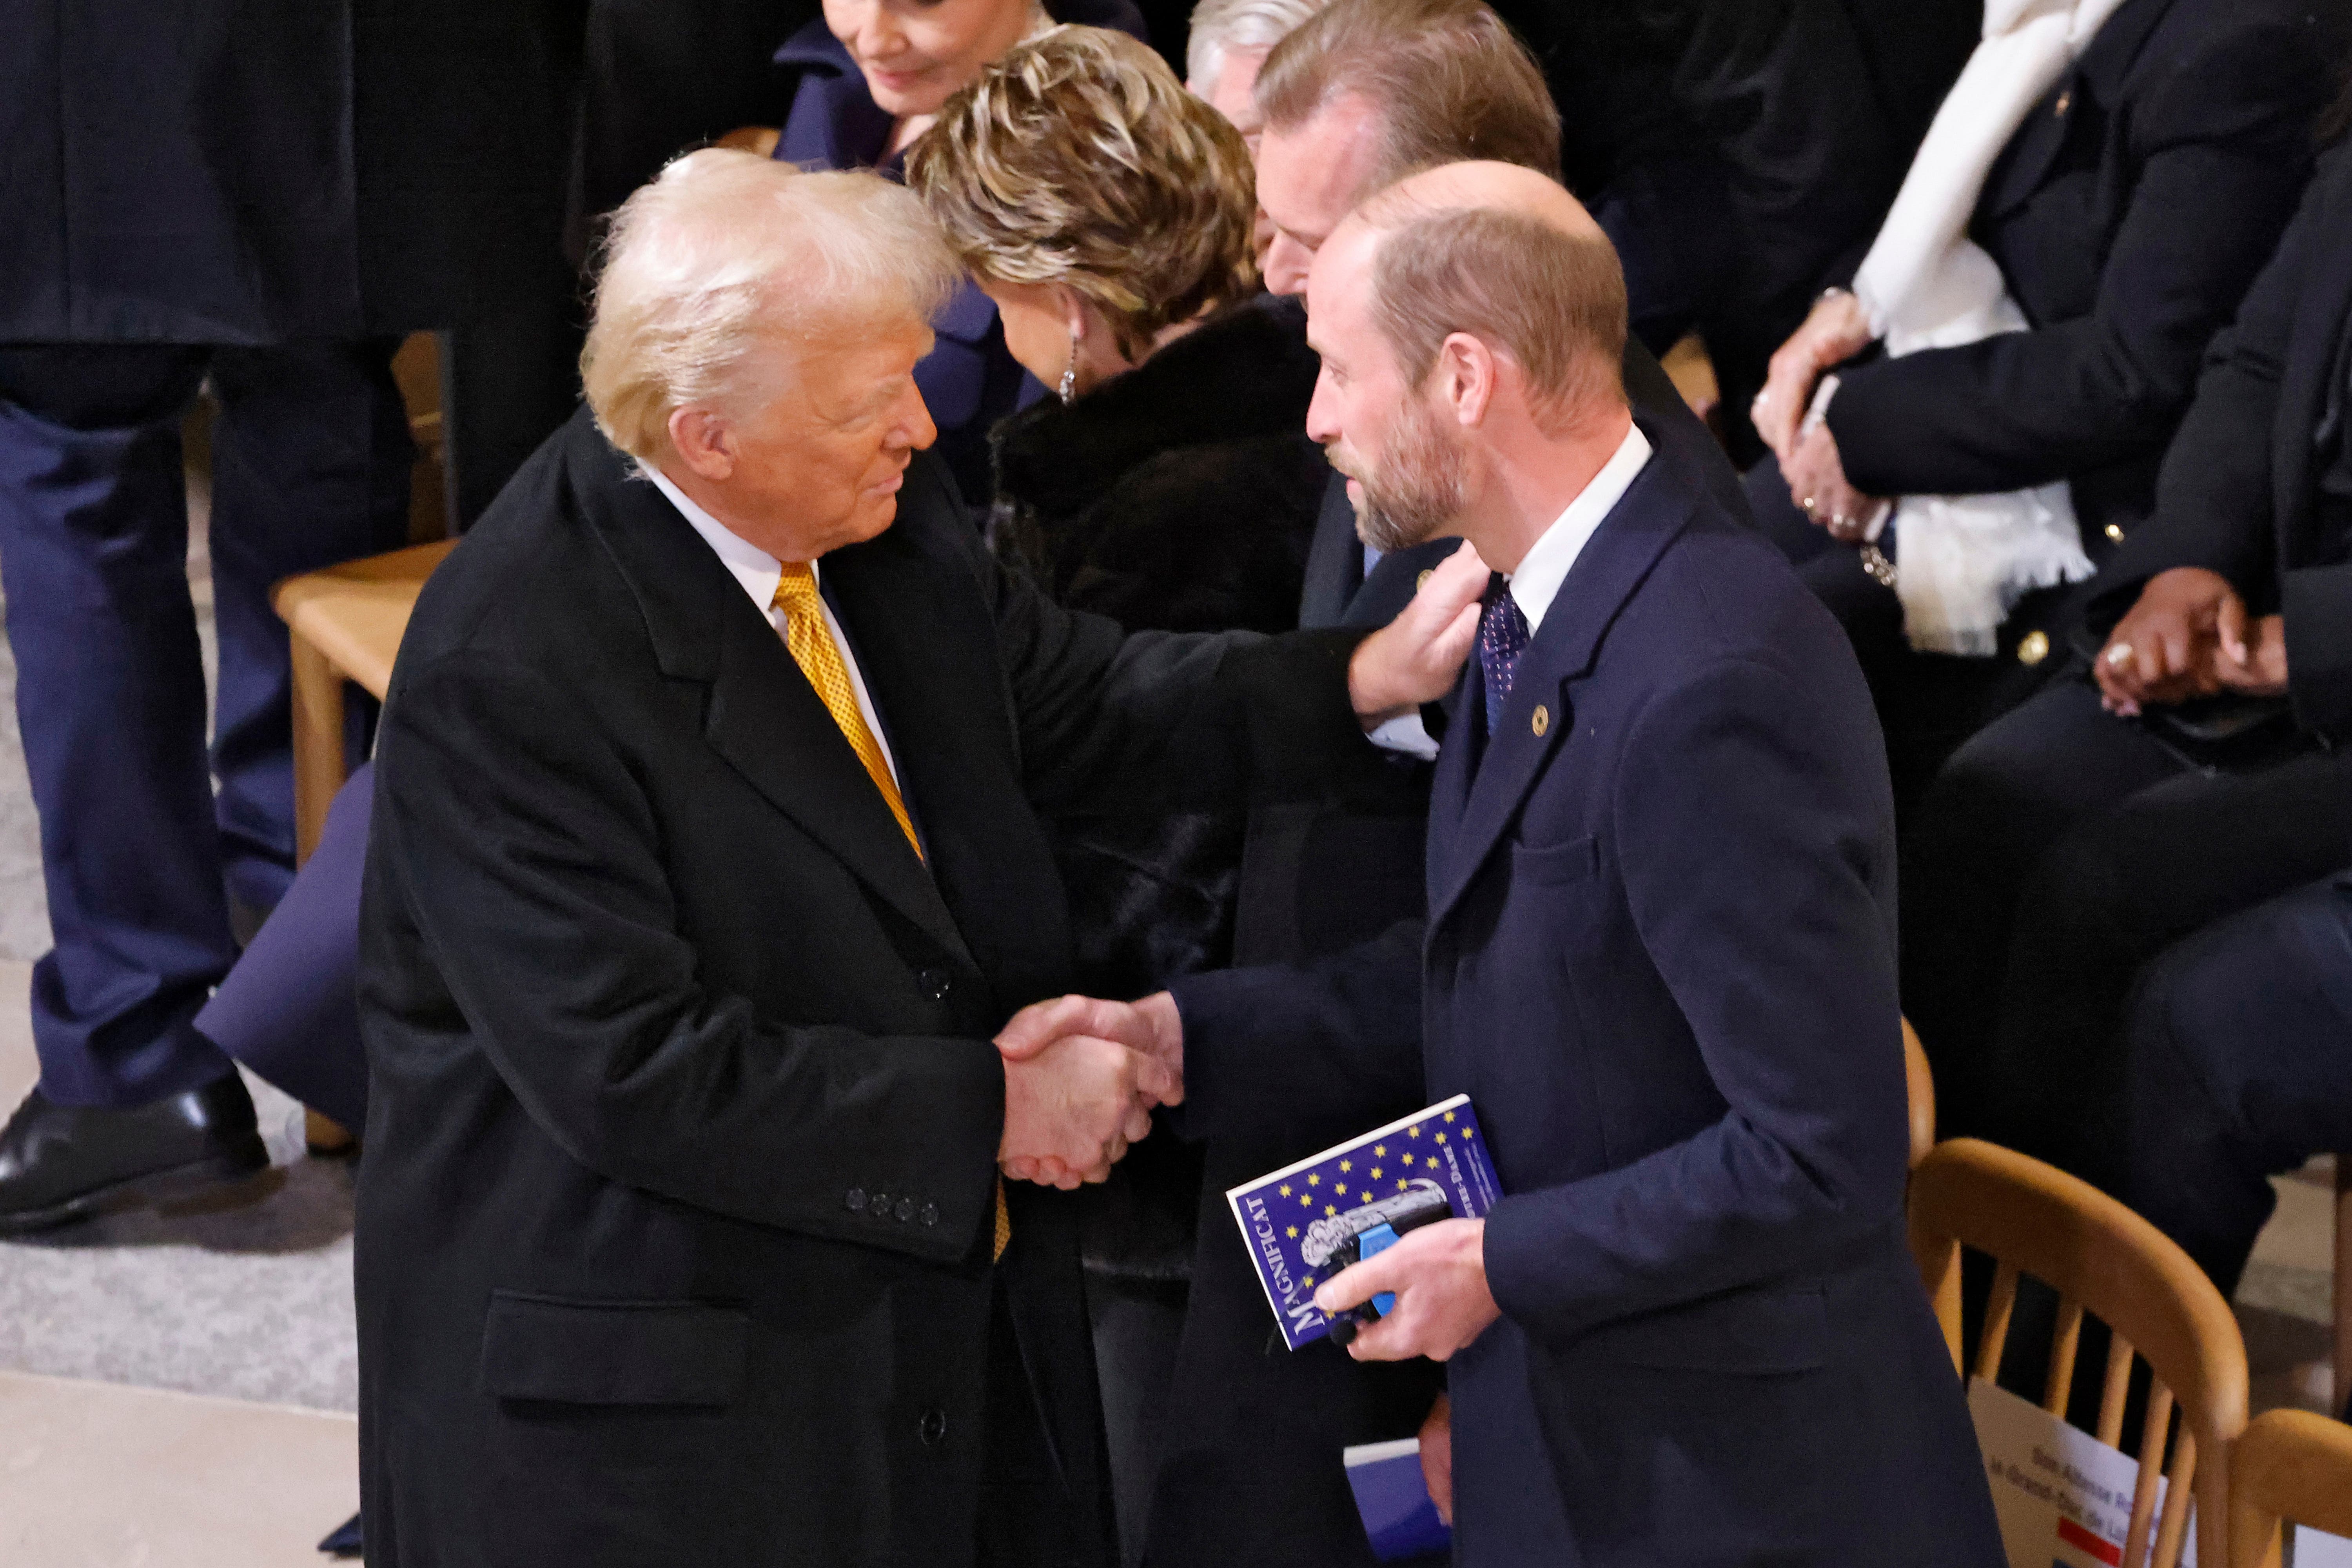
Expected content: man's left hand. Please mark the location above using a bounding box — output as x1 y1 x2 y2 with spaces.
2218 611 2290 697
1311 1218 1500 1362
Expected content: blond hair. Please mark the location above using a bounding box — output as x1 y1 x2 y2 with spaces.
1255 0 1559 195
580 150 959 461
1184 0 1330 91
1361 194 1626 428
906 25 1259 362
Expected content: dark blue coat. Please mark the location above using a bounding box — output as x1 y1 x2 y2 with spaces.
0 0 583 343
768 4 1144 504
1173 416 2004 1566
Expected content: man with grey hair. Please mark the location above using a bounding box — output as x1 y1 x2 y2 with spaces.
353 148 1480 1568
1184 0 1328 150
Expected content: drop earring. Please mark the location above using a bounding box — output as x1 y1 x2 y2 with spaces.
1058 327 1078 404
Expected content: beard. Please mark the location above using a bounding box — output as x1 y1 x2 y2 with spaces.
1339 394 1471 555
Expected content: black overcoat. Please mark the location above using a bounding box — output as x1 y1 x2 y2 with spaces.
354 409 1233 1566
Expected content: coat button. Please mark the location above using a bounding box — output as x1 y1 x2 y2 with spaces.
920 1203 940 1226
2054 89 2071 117
919 1408 949 1446
845 1188 868 1212
1531 704 1550 737
918 968 953 1002
894 1198 915 1222
2103 522 2124 543
2017 630 2050 666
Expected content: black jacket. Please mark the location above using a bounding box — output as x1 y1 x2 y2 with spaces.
355 408 1238 1567
991 294 1330 637
1826 0 2346 548
0 0 584 342
2089 138 2352 739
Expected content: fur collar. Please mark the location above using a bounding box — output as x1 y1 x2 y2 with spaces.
992 292 1320 525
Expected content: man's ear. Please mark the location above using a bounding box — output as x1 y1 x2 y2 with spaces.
666 405 737 482
1436 333 1496 429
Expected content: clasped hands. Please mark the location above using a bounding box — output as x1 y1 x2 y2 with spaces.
1753 290 1887 542
993 993 1184 1189
2095 566 2287 715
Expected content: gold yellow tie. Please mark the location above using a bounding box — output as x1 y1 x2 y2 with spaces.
771 564 921 860
770 564 1010 1260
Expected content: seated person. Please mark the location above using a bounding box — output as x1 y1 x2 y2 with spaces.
909 25 1325 637
1744 0 2338 808
1901 125 2352 1159
741 0 1149 505
2103 868 2352 1410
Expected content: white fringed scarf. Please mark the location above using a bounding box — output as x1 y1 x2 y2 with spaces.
1849 0 2127 654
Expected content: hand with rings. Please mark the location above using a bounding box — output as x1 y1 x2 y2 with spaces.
1782 425 1880 545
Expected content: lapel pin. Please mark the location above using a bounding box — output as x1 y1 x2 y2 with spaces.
1531 704 1550 737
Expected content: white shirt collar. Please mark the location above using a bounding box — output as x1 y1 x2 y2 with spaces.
641 463 796 614
1505 421 1652 635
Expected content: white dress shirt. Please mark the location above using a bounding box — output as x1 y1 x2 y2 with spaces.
1505 420 1652 634
642 466 902 788
1367 421 1652 760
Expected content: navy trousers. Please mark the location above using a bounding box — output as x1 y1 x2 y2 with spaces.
1902 677 2352 1157
0 343 410 1107
2106 876 2352 1302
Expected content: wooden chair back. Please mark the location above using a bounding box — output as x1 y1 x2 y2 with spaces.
1910 1139 2249 1568
2227 1408 2352 1568
1902 1018 1935 1171
2336 1156 2349 1418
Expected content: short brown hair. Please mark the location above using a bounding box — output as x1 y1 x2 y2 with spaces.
907 25 1260 361
1365 200 1625 428
1254 0 1560 194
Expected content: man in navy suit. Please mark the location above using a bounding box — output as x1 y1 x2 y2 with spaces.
1090 160 2004 1565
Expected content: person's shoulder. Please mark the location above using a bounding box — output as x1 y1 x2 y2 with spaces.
2112 0 2343 105
398 411 642 673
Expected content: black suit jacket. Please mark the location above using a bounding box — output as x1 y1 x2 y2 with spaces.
355 410 1232 1567
1174 419 2002 1566
1826 0 2344 546
2089 137 2352 739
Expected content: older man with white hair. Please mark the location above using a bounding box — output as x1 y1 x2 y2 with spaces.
352 149 1478 1568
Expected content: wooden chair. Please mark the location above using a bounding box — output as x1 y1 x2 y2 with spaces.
270 538 456 1148
2227 1407 2352 1568
2337 1156 2349 1419
1910 1138 2249 1568
1902 1017 1935 1171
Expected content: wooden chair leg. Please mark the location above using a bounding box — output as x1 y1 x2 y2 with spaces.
2334 1153 2349 1417
288 637 348 869
305 1109 356 1156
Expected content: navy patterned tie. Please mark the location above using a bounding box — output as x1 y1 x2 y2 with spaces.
1478 583 1530 738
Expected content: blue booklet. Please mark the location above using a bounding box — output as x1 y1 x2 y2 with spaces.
1226 1094 1504 1350
1343 1438 1452 1562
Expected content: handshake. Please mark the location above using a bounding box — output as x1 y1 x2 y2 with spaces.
993 992 1185 1189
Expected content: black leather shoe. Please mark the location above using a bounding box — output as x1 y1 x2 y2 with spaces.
0 1076 270 1234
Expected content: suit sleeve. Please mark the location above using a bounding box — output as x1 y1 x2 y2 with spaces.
1165 920 1427 1144
1481 657 1910 1343
2081 154 2318 629
1827 14 2325 499
372 652 1007 1264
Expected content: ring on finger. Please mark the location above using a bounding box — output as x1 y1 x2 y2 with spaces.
2104 642 2134 668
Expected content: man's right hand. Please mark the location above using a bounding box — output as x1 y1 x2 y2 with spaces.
995 995 1181 1189
2095 567 2241 715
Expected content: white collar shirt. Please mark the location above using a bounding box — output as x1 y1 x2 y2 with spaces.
1505 421 1653 633
642 465 900 788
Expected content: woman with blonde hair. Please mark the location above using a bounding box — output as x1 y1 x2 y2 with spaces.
909 24 1329 635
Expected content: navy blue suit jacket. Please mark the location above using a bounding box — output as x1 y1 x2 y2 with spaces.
1174 417 2002 1566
